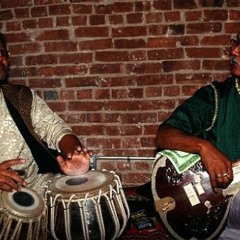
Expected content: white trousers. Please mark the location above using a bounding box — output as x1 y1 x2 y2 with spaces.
219 191 240 239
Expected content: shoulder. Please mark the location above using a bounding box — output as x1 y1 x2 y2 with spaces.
210 77 235 97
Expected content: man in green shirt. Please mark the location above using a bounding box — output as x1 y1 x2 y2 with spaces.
156 33 240 238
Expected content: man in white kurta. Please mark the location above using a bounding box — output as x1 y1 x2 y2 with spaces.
0 32 91 195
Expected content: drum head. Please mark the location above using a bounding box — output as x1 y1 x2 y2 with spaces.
1 187 45 219
48 170 115 198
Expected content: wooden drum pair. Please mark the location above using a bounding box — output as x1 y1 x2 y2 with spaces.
0 170 129 240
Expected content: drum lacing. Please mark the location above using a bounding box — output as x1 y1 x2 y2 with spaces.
113 174 131 237
76 193 90 240
49 193 62 240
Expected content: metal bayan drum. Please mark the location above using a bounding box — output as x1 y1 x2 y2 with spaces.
45 170 130 240
0 187 47 240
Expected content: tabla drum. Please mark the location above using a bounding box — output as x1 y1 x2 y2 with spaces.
0 187 47 240
45 170 130 240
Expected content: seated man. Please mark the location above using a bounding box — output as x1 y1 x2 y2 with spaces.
156 32 240 239
0 32 92 195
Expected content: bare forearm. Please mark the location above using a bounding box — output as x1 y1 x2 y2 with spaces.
156 125 211 155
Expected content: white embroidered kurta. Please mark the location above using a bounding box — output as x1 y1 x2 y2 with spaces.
0 89 73 194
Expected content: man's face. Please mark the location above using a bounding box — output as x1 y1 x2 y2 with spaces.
230 37 240 77
0 42 9 82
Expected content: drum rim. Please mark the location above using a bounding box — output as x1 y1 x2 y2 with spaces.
47 170 117 199
0 187 46 221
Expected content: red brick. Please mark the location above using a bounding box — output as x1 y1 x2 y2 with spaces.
29 78 62 88
229 10 240 20
121 113 158 124
79 39 113 50
6 21 21 31
26 55 58 65
133 161 151 171
109 15 124 25
44 41 77 52
72 4 93 14
31 7 47 17
148 37 179 48
153 0 172 10
90 15 105 25
112 26 147 37
186 47 221 58
49 4 71 15
95 51 129 62
135 1 151 11
75 27 109 38
145 12 163 23
76 89 93 99
165 11 181 22
60 90 76 100
114 39 146 49
163 86 181 96
148 48 184 60
58 53 93 64
122 173 151 185
185 11 202 21
202 59 229 70
94 89 110 99
0 10 13 20
39 18 53 28
56 17 71 27
145 86 162 98
126 13 143 24
200 35 230 45
113 2 134 13
187 22 222 34
126 63 162 74
90 64 121 74
14 8 29 18
173 0 197 9
72 16 87 26
1 0 32 8
46 102 66 112
204 10 228 21
95 4 113 14
162 60 201 72
227 0 240 7
36 30 69 41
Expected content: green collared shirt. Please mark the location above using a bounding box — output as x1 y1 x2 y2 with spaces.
162 77 240 161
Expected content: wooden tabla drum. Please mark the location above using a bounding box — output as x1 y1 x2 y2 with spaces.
0 187 47 240
45 170 130 240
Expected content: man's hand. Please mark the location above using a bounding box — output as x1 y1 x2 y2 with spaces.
0 159 27 192
56 146 92 176
200 142 233 190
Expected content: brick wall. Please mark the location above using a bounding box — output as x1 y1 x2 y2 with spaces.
0 0 239 186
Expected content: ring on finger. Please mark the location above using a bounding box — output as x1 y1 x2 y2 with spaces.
216 172 230 178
